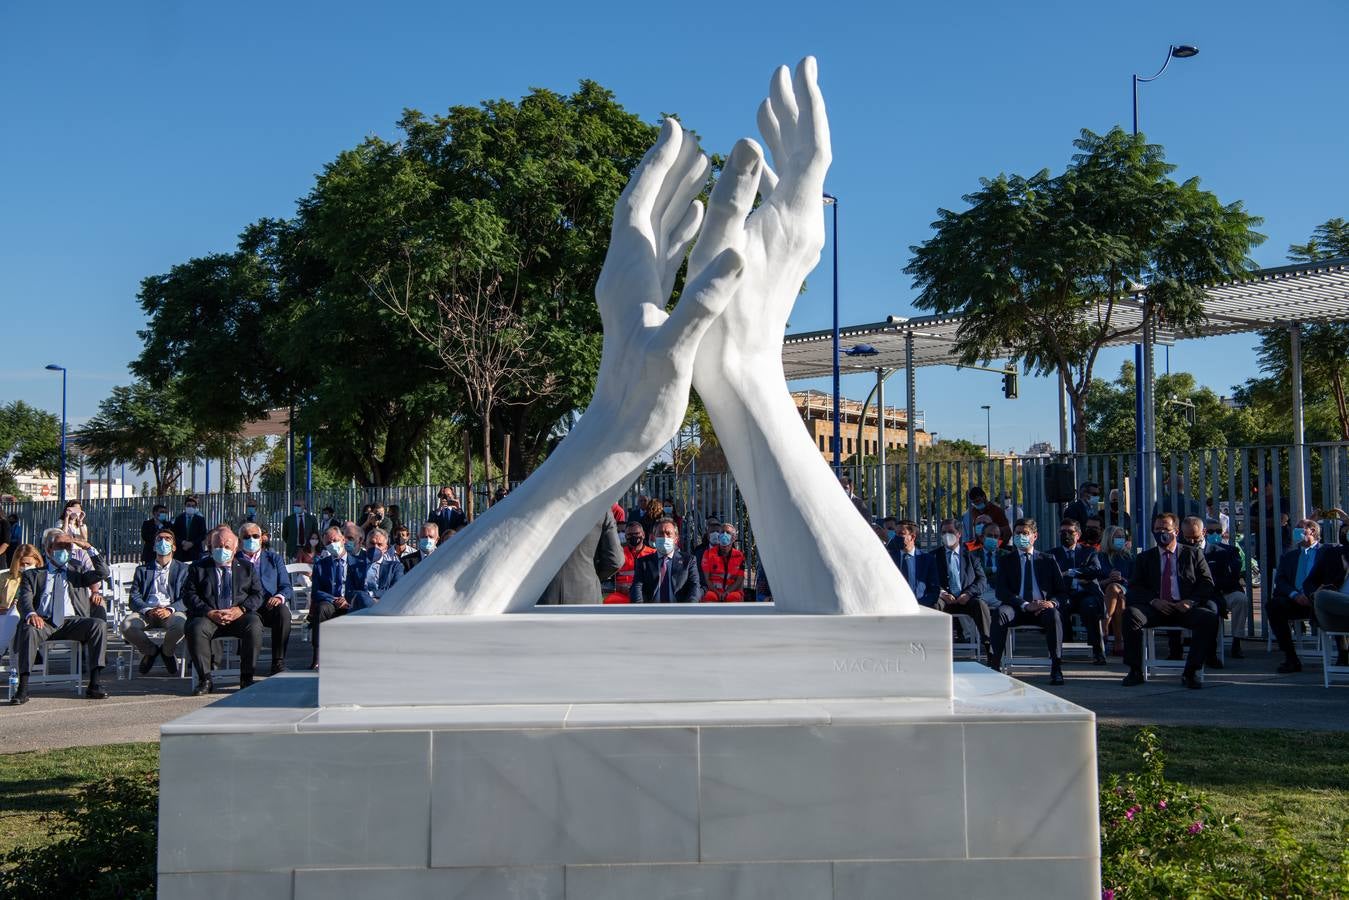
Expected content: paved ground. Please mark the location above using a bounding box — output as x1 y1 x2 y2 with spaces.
2 639 1346 754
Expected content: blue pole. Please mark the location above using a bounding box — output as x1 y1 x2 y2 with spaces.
826 194 840 473
306 435 313 495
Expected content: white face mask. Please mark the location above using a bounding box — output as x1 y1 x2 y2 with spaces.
942 532 960 549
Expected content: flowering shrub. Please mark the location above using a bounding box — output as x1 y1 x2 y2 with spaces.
1100 728 1349 899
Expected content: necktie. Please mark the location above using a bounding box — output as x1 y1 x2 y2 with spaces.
1021 555 1033 605
986 551 996 574
659 557 671 602
948 551 962 594
1161 551 1174 603
1295 547 1313 594
905 554 915 587
367 556 381 591
219 565 233 610
336 560 346 599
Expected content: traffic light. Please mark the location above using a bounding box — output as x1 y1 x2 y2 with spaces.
1001 371 1018 399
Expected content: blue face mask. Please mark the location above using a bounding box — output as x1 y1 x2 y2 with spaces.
345 540 359 555
1292 527 1306 544
972 501 986 510
185 506 197 516
419 538 436 553
1111 537 1127 551
157 512 169 523
245 507 256 517
1012 534 1032 550
983 537 999 551
241 538 261 553
50 549 71 567
1205 533 1222 547
1085 496 1099 510
293 506 304 515
717 532 733 547
663 506 674 516
154 539 174 556
212 547 233 565
974 523 985 536
653 536 676 556
886 529 897 542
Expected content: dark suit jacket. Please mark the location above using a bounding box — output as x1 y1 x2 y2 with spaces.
129 559 190 613
923 545 988 605
401 550 428 573
141 517 168 564
1203 543 1246 595
17 552 110 619
311 553 357 607
281 512 319 559
887 540 936 595
182 556 264 617
172 512 208 562
1277 542 1347 601
1049 545 1106 598
630 551 701 603
429 505 468 536
538 511 624 605
1125 544 1215 608
240 549 294 604
995 550 1069 608
348 551 403 598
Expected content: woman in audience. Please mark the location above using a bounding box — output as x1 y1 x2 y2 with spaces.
1 543 42 659
1101 525 1135 655
296 531 322 565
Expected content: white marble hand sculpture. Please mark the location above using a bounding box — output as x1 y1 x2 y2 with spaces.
687 57 917 614
367 120 748 615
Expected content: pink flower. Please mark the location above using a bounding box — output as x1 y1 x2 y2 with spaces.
1187 821 1204 835
1102 890 1116 900
1125 809 1136 821
1157 800 1167 810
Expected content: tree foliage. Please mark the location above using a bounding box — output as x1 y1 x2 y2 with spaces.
1085 363 1256 453
0 401 60 497
905 127 1264 452
76 380 198 494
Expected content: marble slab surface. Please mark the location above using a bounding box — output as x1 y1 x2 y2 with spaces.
319 609 953 708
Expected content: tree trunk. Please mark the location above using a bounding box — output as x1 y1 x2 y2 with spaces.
482 401 494 501
463 430 475 521
502 433 512 486
1071 388 1090 457
1333 368 1349 442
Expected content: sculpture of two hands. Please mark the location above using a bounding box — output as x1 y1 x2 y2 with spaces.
370 57 917 616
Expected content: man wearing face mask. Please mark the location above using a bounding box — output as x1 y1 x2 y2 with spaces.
349 527 403 610
606 521 654 603
1197 517 1247 660
691 517 722 565
966 514 992 553
961 486 1008 539
141 504 171 564
701 523 747 602
308 526 359 668
182 527 264 694
1120 513 1218 688
123 529 189 674
402 523 441 573
173 496 208 563
1062 482 1102 531
538 510 624 605
990 519 1069 684
880 516 898 548
925 519 991 652
887 520 934 599
1268 517 1334 673
282 500 319 561
238 522 293 674
1106 489 1132 534
1049 519 1108 666
234 497 263 533
11 529 111 704
1309 511 1349 668
630 518 701 603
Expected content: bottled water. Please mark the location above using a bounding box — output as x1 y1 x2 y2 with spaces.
7 668 17 695
116 654 128 680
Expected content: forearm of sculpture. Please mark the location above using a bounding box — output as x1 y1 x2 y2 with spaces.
694 362 916 614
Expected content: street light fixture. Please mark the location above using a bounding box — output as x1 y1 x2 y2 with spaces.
824 193 840 472
45 364 67 510
981 405 992 457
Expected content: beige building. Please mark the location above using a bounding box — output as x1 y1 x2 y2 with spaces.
792 390 931 463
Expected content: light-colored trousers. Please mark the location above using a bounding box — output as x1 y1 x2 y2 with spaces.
1312 589 1349 633
1224 590 1249 639
121 610 187 659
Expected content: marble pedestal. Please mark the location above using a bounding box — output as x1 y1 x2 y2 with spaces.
158 649 1101 898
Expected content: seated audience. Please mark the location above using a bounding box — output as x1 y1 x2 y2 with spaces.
1100 526 1135 655
1197 516 1247 659
296 531 321 565
1120 513 1218 689
122 529 189 675
140 504 170 564
1270 517 1342 673
961 485 1009 537
12 530 111 704
308 526 356 668
402 523 440 572
925 518 991 652
183 526 264 695
238 521 293 674
887 519 935 598
975 522 1004 607
989 518 1069 684
350 527 403 609
391 525 415 564
691 516 722 564
701 523 747 602
630 518 700 602
1049 518 1107 665
605 521 654 603
1 544 43 670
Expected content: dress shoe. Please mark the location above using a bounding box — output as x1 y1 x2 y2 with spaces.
1121 669 1145 687
138 651 159 675
9 691 29 705
1277 658 1303 674
1181 670 1203 690
986 653 1002 672
269 659 286 676
86 684 109 700
1092 652 1108 666
192 678 213 696
1049 664 1065 686
240 677 255 690
162 651 178 675
1205 654 1224 670
308 656 320 671
1230 639 1245 659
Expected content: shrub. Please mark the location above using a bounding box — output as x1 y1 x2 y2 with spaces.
0 771 157 900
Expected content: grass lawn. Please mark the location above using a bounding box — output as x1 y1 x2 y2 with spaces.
1 728 1345 865
1098 724 1349 864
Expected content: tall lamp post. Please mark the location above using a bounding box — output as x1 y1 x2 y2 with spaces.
824 193 840 472
981 405 992 457
45 364 67 510
1130 43 1197 541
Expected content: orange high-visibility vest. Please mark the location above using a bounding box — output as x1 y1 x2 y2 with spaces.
614 545 655 593
701 547 746 594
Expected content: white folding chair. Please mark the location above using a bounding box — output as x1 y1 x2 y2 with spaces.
1002 625 1055 674
1322 631 1349 688
951 614 982 661
286 563 314 643
9 639 85 697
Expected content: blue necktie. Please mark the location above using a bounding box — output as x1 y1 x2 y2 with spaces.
1295 547 1314 593
1021 556 1034 605
905 554 915 587
948 551 962 594
219 566 232 610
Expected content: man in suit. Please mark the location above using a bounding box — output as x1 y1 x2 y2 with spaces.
317 506 343 537
1268 517 1333 673
140 504 170 564
539 510 624 604
925 519 991 651
887 519 935 599
1311 523 1349 667
630 518 701 602
182 526 264 695
233 498 264 533
348 527 404 609
990 518 1070 684
1061 482 1102 533
307 526 357 668
1197 517 1248 659
11 530 111 704
1121 513 1218 689
237 521 294 675
401 522 440 573
429 488 468 540
975 522 1006 608
172 496 208 563
281 500 319 561
122 527 190 675
1049 518 1108 665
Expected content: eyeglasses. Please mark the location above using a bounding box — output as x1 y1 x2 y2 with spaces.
1206 530 1222 536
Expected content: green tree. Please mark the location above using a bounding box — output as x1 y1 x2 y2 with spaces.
76 380 197 495
1085 363 1241 453
905 127 1264 452
0 401 61 497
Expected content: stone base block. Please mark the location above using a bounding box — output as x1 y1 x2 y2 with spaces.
158 665 1100 899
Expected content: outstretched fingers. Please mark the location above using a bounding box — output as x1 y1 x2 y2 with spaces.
689 138 763 278
757 98 788 175
653 125 705 236
652 248 745 362
662 199 705 294
791 56 832 178
619 119 684 225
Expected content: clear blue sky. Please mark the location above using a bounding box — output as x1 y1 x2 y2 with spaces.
3 0 1346 455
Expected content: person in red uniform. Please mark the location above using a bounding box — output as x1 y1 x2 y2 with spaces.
605 521 654 604
701 523 747 602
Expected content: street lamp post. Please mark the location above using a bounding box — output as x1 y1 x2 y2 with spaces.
1130 43 1197 543
45 364 67 510
981 405 992 457
824 193 840 472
